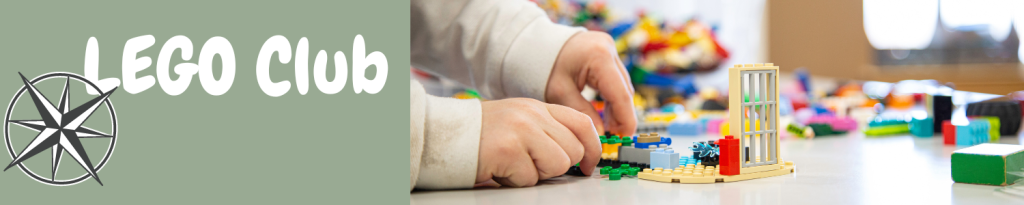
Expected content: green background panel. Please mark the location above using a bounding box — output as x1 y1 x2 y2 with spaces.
1 0 409 203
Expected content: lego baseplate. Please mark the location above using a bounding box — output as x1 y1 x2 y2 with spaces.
638 161 795 183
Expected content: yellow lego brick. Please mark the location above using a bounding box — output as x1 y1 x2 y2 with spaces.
739 163 781 174
638 161 796 184
637 133 661 143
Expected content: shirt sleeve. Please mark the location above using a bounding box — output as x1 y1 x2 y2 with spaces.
410 80 482 190
411 0 584 101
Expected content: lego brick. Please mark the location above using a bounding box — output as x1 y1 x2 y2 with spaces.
633 135 672 149
637 161 796 184
864 124 909 136
951 144 1024 186
966 101 1022 136
600 136 623 160
956 120 991 146
943 120 956 145
739 162 782 174
722 162 795 182
808 123 844 136
969 116 1001 142
679 156 699 165
933 95 953 133
720 122 729 136
650 148 680 169
909 117 934 137
786 123 814 138
805 115 857 132
706 118 725 134
617 144 659 165
691 140 720 166
669 121 703 136
720 135 740 175
636 133 660 143
564 165 586 176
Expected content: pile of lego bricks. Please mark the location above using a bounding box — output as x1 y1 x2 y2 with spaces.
597 133 672 169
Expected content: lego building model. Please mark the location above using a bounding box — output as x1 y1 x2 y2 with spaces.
638 63 797 183
596 133 672 168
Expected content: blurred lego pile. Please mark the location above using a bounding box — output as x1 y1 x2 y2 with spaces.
600 62 1023 144
536 0 729 76
531 0 1024 143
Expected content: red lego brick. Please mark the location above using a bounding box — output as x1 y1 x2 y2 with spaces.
943 120 956 145
720 135 740 175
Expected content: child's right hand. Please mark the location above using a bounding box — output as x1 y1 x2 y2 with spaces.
476 98 601 187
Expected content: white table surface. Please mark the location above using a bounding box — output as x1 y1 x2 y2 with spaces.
412 132 1024 205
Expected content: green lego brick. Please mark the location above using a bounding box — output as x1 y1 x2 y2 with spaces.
864 124 909 136
621 136 633 146
786 124 808 138
951 144 1024 186
609 169 622 180
809 123 845 136
974 116 1000 142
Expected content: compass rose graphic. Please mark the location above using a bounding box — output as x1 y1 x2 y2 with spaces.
3 72 117 186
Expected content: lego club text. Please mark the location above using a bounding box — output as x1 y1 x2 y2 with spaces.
83 35 388 96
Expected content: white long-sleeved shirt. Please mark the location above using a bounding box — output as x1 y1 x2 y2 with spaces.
409 0 584 190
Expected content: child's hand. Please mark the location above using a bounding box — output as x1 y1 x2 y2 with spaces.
546 31 637 137
477 98 601 187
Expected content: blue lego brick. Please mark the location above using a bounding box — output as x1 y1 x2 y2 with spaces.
669 121 704 136
679 156 699 165
633 136 672 148
650 149 680 169
956 119 990 146
909 117 934 137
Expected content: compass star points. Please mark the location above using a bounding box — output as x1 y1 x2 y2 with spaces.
5 73 116 186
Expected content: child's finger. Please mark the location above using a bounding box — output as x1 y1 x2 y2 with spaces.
587 55 637 136
544 104 601 176
526 132 573 180
545 73 606 134
492 147 541 187
612 54 634 96
536 105 586 169
547 84 606 134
